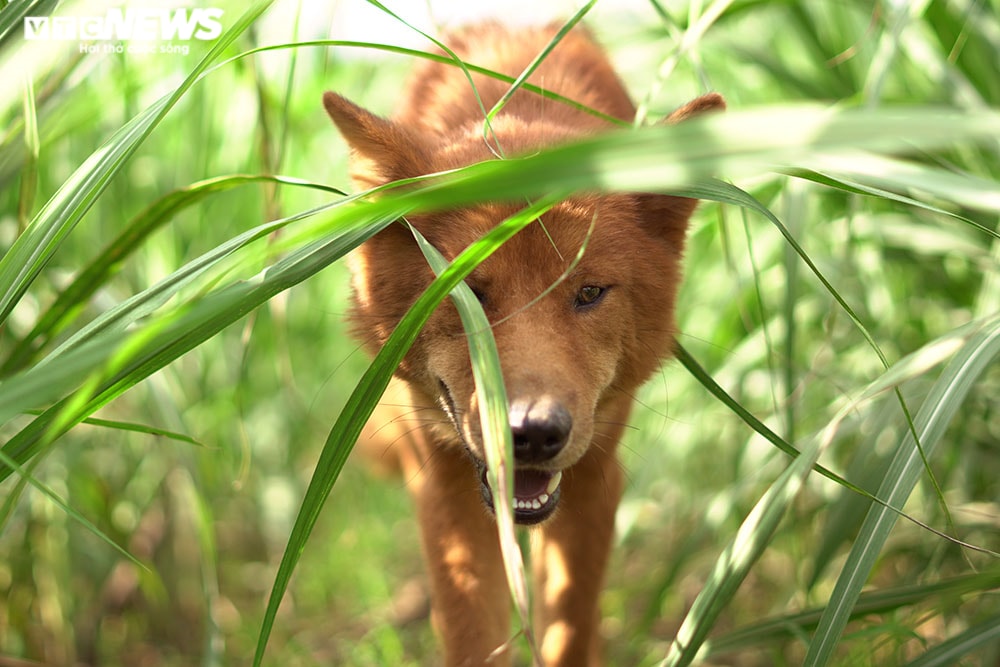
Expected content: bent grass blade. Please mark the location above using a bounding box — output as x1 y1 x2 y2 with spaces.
253 196 559 666
410 198 563 665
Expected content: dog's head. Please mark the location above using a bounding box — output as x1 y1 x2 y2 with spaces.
324 90 723 524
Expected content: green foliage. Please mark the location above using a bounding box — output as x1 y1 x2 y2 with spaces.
1 1 999 665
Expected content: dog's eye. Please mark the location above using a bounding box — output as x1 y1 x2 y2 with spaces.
470 286 487 305
575 285 606 309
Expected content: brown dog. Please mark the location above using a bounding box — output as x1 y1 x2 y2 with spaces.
323 22 723 667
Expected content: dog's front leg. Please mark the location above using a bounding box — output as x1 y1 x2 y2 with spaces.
533 431 624 667
400 439 512 666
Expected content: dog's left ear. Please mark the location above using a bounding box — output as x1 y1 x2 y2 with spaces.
323 91 430 190
638 92 726 250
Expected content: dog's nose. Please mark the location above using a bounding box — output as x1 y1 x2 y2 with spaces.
509 396 572 463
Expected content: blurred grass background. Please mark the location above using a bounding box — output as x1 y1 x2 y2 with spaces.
1 0 999 665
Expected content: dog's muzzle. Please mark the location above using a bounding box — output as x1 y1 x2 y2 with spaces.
439 382 573 524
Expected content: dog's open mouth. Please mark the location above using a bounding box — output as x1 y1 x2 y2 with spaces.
477 463 563 525
436 380 565 524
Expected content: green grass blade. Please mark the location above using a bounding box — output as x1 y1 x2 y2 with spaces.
0 450 41 533
688 179 914 366
902 611 1000 667
805 315 1000 665
0 0 58 50
411 200 565 663
813 152 1000 216
17 74 38 229
676 343 848 486
212 39 628 126
4 105 998 459
484 1 597 126
73 415 203 446
416 107 1000 201
660 424 824 667
0 0 275 326
15 409 202 446
252 198 555 666
786 166 999 239
1 174 343 375
706 570 1000 657
691 178 956 539
0 202 397 478
785 152 1000 240
40 192 356 365
2 102 997 467
664 313 1000 666
0 446 142 566
633 0 733 127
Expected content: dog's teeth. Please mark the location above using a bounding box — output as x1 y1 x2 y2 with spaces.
546 471 562 495
513 496 551 511
511 474 562 513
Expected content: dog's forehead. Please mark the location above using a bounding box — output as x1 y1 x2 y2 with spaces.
430 196 623 255
421 195 644 301
432 116 584 172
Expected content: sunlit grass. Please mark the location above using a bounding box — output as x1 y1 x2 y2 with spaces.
1 0 999 665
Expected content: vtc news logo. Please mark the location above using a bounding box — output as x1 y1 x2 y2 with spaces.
23 7 224 42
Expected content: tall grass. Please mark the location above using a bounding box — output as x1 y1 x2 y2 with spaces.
1 0 998 665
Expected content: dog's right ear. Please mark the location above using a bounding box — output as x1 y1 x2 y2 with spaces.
323 92 429 189
635 92 727 251
665 92 726 123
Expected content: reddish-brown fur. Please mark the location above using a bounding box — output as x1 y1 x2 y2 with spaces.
323 22 723 667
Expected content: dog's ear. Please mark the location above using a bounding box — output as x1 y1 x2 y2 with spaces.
323 91 429 189
665 92 726 123
638 92 726 249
